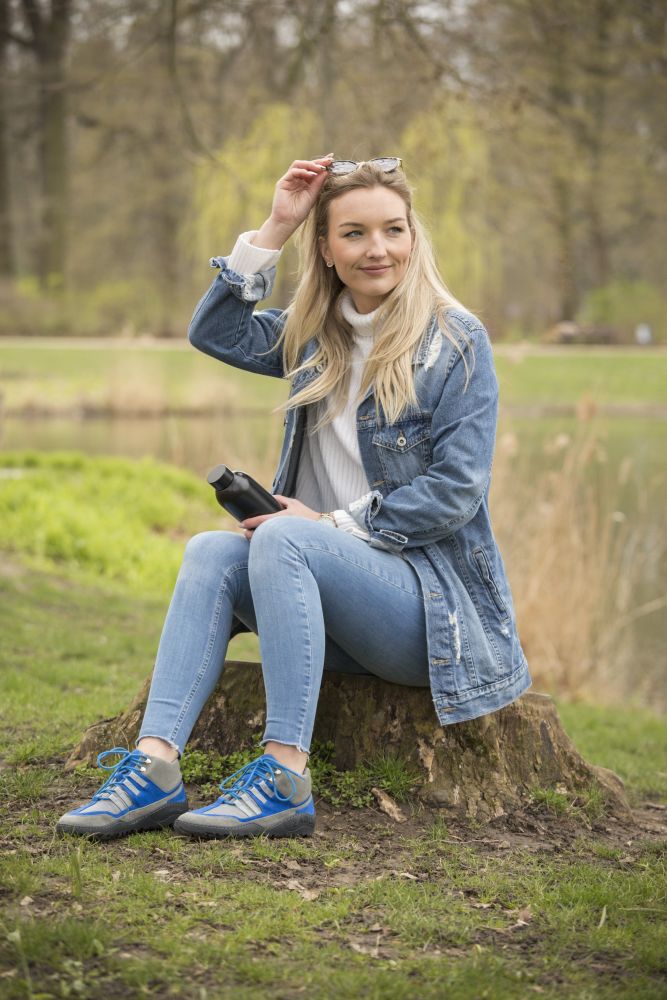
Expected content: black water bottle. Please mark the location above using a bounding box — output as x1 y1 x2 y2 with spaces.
207 464 283 521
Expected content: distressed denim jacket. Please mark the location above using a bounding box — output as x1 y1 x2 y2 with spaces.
189 257 532 726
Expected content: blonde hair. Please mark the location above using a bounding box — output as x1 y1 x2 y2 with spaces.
275 162 471 428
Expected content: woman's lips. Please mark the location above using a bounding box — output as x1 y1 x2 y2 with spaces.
361 265 391 274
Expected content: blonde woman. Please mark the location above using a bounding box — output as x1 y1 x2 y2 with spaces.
57 156 531 840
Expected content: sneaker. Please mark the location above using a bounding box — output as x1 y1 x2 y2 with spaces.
174 753 316 839
56 747 188 840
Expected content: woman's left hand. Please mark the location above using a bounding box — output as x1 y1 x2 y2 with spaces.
240 495 321 540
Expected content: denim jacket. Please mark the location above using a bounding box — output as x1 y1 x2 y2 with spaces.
189 257 531 726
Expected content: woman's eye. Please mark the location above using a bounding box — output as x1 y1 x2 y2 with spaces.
388 226 404 235
343 230 362 238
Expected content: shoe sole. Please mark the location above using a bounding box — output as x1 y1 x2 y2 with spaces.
56 800 189 841
173 811 316 840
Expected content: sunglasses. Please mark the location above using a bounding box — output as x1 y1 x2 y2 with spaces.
326 157 402 175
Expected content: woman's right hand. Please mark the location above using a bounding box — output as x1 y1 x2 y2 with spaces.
253 156 333 250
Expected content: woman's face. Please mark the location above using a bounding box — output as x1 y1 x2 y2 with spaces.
320 186 413 314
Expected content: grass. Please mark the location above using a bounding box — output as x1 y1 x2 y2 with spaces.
1 340 666 416
0 341 289 415
0 560 666 997
493 346 667 409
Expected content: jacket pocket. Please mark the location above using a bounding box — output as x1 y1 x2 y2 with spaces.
472 546 510 621
372 415 432 489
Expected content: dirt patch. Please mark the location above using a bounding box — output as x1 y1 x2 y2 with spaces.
8 765 665 874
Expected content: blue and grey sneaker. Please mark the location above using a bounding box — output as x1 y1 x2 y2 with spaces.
174 753 316 839
56 747 188 840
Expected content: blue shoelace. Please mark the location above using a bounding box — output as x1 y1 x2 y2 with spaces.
92 747 148 801
217 756 297 805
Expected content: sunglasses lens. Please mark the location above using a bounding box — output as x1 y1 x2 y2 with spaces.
328 160 357 174
370 157 401 172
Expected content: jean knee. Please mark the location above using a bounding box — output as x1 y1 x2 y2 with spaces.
182 530 249 575
248 516 311 569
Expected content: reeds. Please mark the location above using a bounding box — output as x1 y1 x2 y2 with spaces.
491 420 666 709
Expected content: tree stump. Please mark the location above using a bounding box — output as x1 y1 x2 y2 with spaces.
66 662 631 823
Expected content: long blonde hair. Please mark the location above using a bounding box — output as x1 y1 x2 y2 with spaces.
275 162 471 427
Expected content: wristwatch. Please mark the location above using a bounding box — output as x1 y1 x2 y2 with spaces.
319 511 337 527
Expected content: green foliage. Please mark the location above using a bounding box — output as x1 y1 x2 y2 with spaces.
0 451 217 596
310 742 421 808
180 744 261 786
578 279 667 343
0 275 172 337
402 96 502 310
189 103 320 306
180 742 421 809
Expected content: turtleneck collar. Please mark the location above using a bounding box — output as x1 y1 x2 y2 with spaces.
339 290 381 339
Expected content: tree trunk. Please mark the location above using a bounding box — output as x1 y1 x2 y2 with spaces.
67 662 631 824
20 0 71 288
0 0 13 276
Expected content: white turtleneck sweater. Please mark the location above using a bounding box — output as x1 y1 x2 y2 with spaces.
227 232 374 541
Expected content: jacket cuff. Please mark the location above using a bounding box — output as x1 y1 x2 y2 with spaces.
332 509 372 541
347 491 408 552
208 254 277 303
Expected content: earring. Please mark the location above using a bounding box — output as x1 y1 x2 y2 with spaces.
326 260 334 268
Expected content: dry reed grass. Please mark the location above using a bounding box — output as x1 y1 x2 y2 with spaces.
492 422 666 708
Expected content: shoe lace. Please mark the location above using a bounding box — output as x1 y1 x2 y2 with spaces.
217 756 297 805
92 747 147 802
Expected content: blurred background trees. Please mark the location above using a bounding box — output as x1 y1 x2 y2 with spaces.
0 0 665 338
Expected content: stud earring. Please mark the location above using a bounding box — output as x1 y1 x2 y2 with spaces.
326 260 334 268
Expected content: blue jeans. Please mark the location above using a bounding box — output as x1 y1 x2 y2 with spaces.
139 516 430 754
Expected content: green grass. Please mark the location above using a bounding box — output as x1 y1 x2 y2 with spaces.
1 560 666 998
0 341 288 413
0 450 223 597
493 347 667 408
1 340 666 415
0 432 665 997
555 700 667 804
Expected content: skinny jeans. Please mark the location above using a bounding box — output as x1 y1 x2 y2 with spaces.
139 516 430 755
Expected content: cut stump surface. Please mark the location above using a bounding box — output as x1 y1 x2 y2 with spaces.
67 662 631 822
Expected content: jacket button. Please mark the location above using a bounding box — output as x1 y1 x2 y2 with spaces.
397 433 407 448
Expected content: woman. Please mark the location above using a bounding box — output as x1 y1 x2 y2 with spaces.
57 156 531 841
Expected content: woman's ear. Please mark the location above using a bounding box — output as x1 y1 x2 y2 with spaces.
319 236 333 267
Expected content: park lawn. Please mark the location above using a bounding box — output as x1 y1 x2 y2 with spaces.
1 561 666 1000
1 340 667 415
0 452 665 998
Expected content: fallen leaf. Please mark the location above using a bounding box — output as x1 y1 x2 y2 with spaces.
349 940 379 957
598 905 607 928
285 878 321 901
19 896 33 907
153 869 170 879
371 787 407 823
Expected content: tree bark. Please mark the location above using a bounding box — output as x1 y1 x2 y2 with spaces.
0 0 13 276
67 662 631 824
20 0 71 288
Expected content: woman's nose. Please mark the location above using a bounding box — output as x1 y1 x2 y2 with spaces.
366 234 387 257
